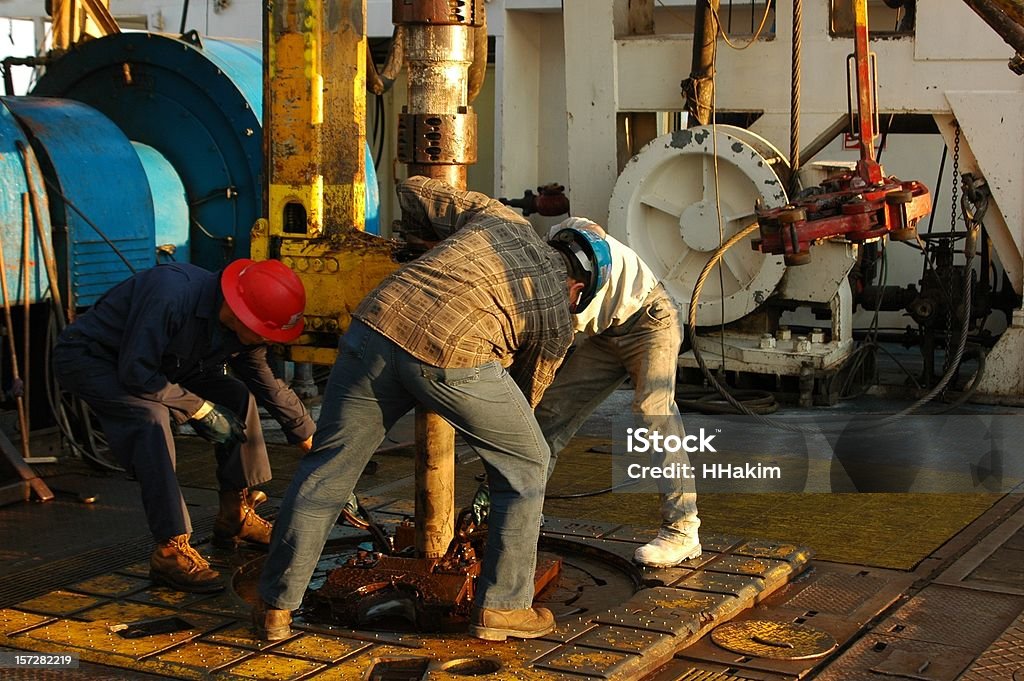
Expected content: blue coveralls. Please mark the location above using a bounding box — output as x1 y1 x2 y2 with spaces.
52 263 314 541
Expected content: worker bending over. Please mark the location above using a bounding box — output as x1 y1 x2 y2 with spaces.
53 260 314 593
536 217 702 567
256 176 607 642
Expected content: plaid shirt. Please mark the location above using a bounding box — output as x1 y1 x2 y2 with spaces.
355 177 573 406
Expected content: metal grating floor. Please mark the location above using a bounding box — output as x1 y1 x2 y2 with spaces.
0 524 812 680
4 395 1024 678
960 610 1024 680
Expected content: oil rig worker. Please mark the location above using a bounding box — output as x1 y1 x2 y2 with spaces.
256 176 607 642
52 259 315 593
536 217 702 568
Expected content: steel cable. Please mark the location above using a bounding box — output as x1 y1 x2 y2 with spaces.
687 223 979 434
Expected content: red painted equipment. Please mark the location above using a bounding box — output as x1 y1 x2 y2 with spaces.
753 0 932 266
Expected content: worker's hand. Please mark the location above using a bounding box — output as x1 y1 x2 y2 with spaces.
298 435 314 453
189 402 247 446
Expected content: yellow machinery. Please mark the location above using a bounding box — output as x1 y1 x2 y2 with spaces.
255 0 486 563
256 0 401 367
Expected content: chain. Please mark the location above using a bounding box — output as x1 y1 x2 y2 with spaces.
939 123 962 376
950 124 961 232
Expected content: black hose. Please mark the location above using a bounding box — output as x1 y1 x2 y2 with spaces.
687 221 979 434
545 479 642 500
677 388 778 415
45 311 123 471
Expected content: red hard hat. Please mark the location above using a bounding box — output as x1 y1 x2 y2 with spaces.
221 259 306 343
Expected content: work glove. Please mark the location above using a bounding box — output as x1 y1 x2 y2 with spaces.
189 402 247 446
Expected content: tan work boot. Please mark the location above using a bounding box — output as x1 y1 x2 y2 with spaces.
252 599 292 641
469 606 555 641
150 535 223 593
213 489 273 549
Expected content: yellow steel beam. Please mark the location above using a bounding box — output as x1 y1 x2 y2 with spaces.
260 0 399 360
50 0 119 50
265 0 366 239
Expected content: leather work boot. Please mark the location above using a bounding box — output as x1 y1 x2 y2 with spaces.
469 606 555 641
213 489 273 549
150 535 223 593
252 599 292 641
633 530 702 568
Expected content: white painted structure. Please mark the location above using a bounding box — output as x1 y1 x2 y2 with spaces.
3 0 1023 397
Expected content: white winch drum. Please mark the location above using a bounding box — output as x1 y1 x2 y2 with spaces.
608 125 790 326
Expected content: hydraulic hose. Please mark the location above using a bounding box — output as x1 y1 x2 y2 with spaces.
687 223 979 434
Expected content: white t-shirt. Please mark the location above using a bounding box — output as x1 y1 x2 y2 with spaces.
549 219 661 336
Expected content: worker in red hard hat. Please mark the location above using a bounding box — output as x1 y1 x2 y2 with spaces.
53 259 315 594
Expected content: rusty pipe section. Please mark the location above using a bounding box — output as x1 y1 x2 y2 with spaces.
394 0 482 189
393 0 484 559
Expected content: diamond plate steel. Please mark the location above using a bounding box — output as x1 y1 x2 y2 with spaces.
968 545 1024 588
540 618 600 643
217 654 324 680
535 644 637 678
710 621 836 660
0 608 52 636
22 618 197 660
0 511 813 681
14 591 104 617
870 648 976 681
573 625 671 654
281 646 386 681
935 503 1024 596
700 535 746 554
705 556 791 594
628 587 744 624
677 572 765 600
961 611 1024 680
814 635 975 681
149 641 252 673
273 633 372 662
644 567 698 588
74 601 179 624
877 584 1024 653
780 566 912 623
647 658 798 680
594 609 700 638
511 638 565 662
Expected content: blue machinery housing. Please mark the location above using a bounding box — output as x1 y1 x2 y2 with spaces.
0 32 380 308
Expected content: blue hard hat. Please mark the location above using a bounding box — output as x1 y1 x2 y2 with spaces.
548 227 612 312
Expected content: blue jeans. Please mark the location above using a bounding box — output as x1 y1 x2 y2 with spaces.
260 320 550 611
535 285 700 540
